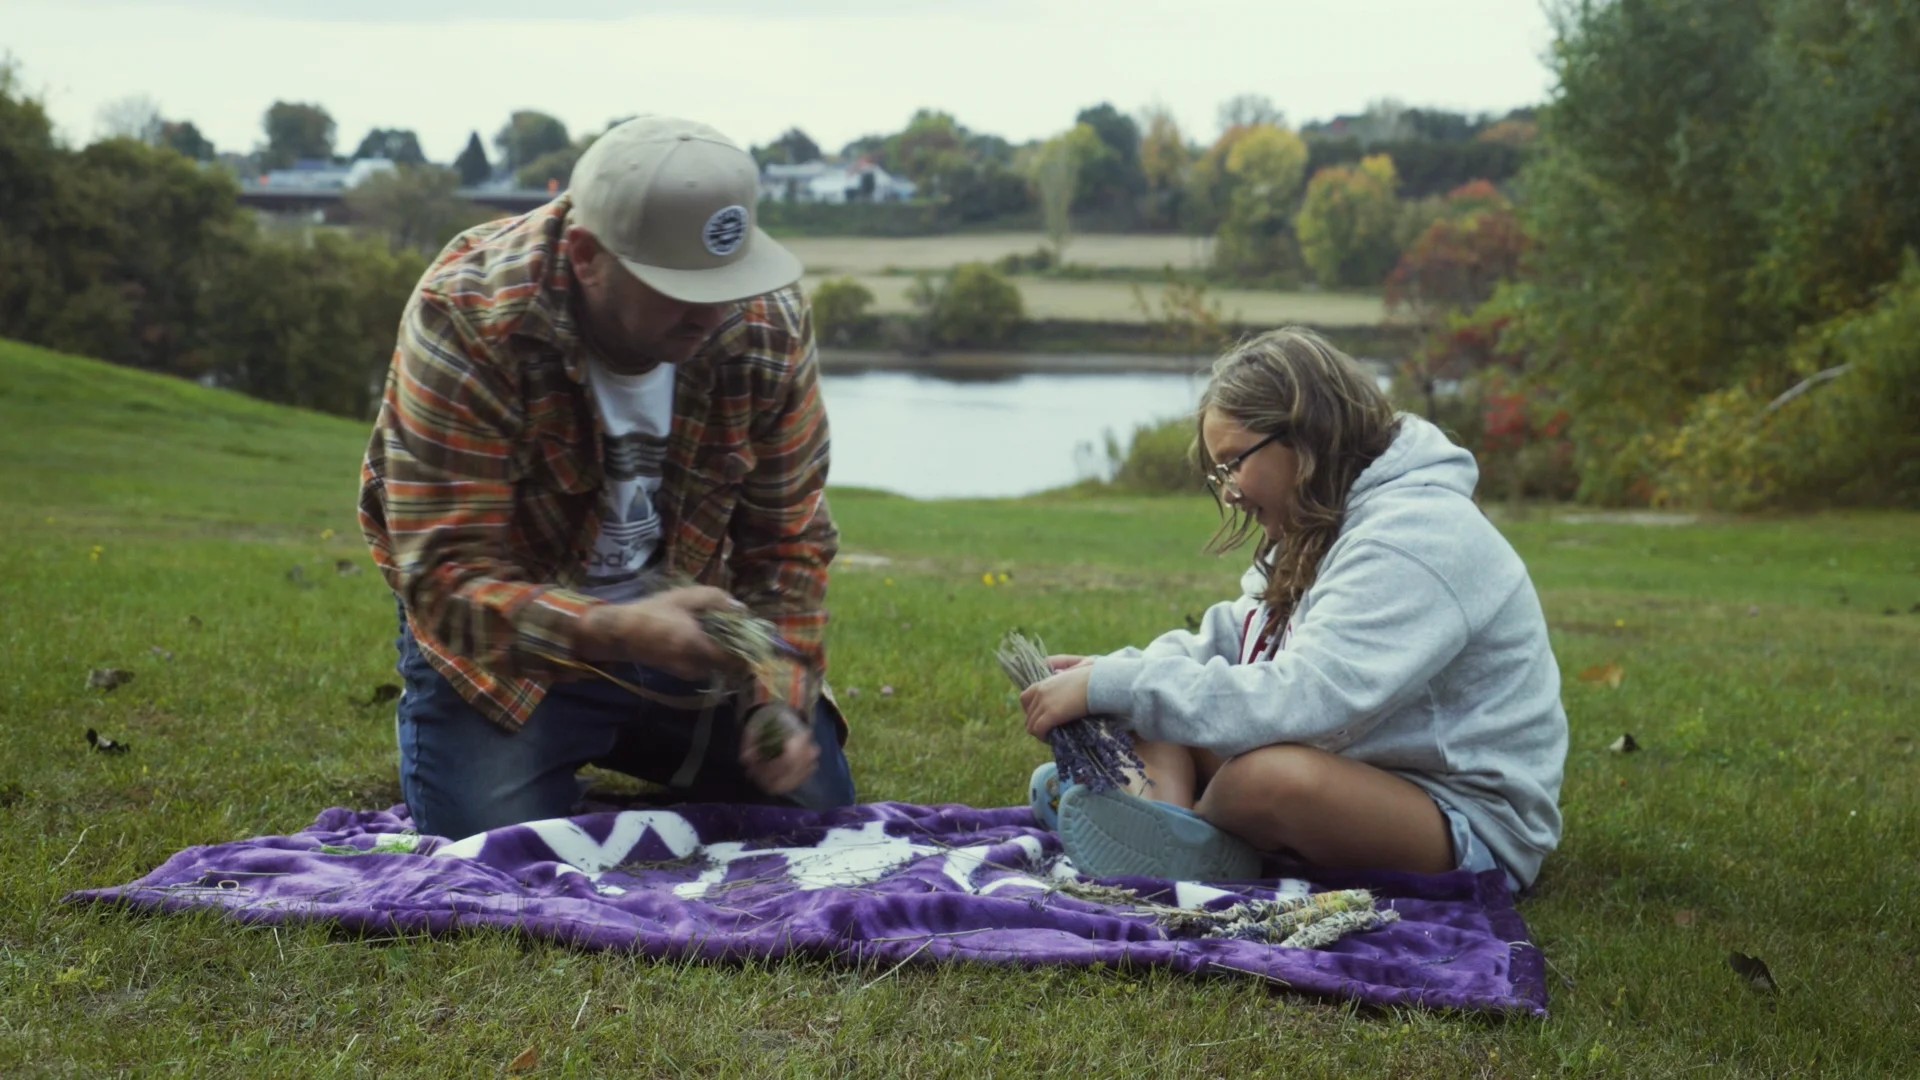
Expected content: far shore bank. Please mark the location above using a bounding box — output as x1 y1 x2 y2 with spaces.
818 347 1396 381
818 348 1209 377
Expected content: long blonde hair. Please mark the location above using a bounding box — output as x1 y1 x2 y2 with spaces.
1196 327 1401 622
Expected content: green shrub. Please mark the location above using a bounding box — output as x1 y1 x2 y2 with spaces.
1109 415 1203 493
908 262 1025 348
808 276 875 346
994 246 1054 275
1646 258 1920 510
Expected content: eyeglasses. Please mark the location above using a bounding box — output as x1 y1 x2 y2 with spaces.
1204 432 1284 501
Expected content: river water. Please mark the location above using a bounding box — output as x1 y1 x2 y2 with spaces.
816 367 1207 499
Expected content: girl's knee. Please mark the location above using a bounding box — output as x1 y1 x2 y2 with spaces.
1197 744 1328 846
1208 744 1327 804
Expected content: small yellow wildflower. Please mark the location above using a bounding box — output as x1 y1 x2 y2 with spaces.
982 572 995 587
89 545 103 563
321 528 336 540
883 578 895 588
1614 619 1625 628
997 572 1010 585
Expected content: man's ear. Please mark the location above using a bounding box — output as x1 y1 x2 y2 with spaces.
564 226 603 287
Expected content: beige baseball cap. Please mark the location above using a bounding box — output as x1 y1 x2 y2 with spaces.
569 115 802 305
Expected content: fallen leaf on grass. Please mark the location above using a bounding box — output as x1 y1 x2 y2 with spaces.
1609 733 1639 754
185 615 203 630
87 668 134 691
1673 910 1696 927
150 645 174 662
335 559 361 576
879 685 895 697
1578 664 1625 690
506 1045 539 1073
360 684 401 707
1728 951 1778 994
85 728 129 754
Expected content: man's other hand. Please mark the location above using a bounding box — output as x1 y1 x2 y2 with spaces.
739 704 820 795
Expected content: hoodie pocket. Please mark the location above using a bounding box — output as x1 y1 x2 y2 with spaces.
1356 690 1448 774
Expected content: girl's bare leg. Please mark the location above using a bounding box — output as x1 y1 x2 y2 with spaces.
1127 739 1223 808
1195 744 1454 875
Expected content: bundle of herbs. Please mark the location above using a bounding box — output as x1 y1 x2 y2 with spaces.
996 630 1147 793
1051 881 1399 949
698 606 809 761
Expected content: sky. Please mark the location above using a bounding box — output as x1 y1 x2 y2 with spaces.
8 0 1560 163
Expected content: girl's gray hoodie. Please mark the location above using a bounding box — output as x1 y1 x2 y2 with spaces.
1085 414 1568 887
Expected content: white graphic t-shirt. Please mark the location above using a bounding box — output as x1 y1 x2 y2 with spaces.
581 357 676 602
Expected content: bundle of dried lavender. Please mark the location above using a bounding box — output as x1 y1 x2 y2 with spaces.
995 630 1147 793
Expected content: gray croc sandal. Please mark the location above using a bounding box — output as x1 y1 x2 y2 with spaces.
1057 785 1262 882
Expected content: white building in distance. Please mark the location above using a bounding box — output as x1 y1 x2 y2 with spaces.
760 159 917 204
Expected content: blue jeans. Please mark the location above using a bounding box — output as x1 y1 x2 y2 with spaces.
393 611 856 839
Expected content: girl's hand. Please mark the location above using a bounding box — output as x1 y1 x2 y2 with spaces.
1020 666 1094 740
1045 654 1091 672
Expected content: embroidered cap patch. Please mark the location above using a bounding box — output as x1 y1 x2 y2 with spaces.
703 205 748 257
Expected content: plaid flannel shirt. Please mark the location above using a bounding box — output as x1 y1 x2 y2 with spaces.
358 198 838 733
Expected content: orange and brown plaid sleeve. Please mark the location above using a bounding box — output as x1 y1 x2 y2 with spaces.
726 294 838 715
361 294 602 679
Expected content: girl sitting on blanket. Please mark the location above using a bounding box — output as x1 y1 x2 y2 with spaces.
1019 327 1568 893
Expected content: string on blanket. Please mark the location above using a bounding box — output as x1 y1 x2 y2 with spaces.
995 631 1148 793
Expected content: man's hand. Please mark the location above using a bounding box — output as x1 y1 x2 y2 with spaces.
739 704 820 795
1020 665 1094 740
577 586 744 680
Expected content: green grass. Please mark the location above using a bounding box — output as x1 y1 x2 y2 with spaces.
3 337 1917 1077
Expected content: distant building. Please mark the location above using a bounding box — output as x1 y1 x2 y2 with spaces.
252 157 397 191
760 159 916 204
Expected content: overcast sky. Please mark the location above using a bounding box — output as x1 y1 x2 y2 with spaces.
9 0 1560 162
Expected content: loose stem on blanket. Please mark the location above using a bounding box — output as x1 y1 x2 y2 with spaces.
996 631 1147 793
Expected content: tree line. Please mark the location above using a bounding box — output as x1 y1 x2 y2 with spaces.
1 68 423 420
87 86 1534 289
1417 0 1920 509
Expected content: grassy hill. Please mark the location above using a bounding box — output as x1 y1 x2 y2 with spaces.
2 338 1916 1076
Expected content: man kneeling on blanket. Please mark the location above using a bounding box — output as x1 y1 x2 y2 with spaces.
1020 328 1568 893
358 116 854 839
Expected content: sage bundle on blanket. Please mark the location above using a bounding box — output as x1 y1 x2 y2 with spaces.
996 630 1147 792
1054 881 1401 948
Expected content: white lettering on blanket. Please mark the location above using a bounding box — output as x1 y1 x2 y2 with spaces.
432 810 1313 905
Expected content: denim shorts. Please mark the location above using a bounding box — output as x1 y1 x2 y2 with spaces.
1432 794 1524 893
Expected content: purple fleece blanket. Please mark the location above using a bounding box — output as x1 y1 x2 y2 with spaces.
67 801 1546 1016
